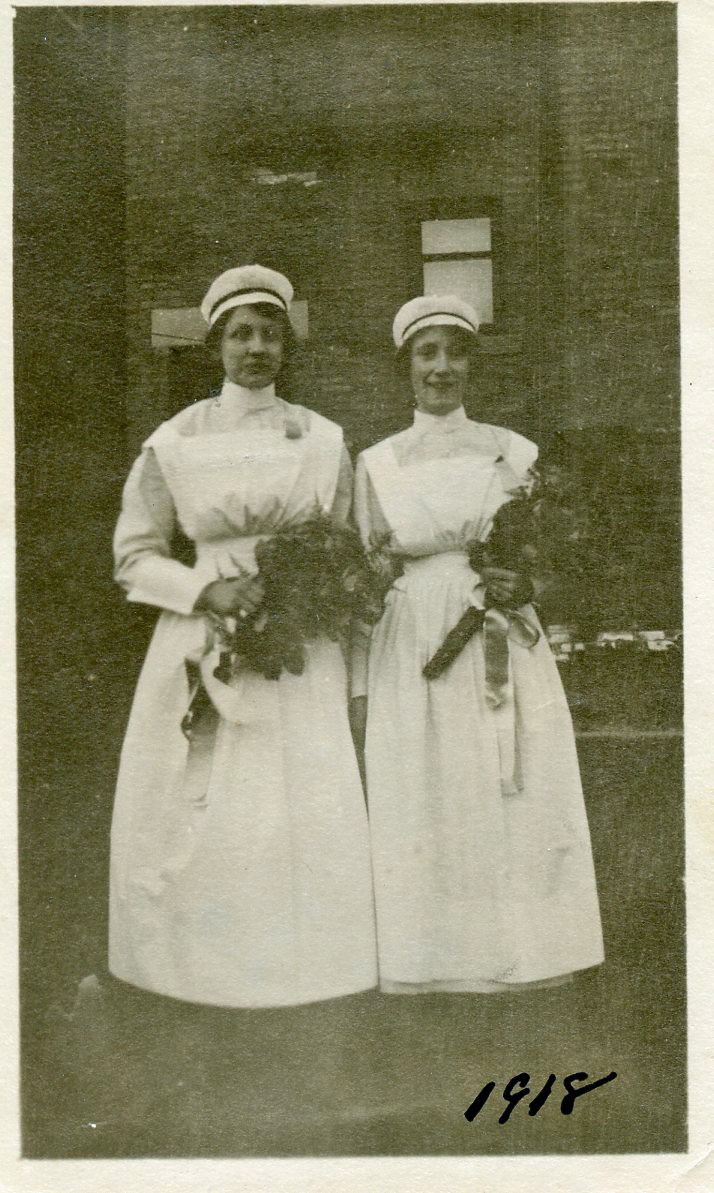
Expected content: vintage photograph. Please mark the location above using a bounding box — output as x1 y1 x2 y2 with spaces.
14 1 684 1163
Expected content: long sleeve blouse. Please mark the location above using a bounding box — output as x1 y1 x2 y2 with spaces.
114 381 353 617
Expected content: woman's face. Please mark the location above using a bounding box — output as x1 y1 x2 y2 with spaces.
409 325 471 415
220 305 284 389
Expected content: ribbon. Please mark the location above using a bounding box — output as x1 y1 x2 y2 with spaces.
180 667 219 807
177 622 269 809
192 614 284 729
423 603 540 797
423 604 540 687
482 607 541 709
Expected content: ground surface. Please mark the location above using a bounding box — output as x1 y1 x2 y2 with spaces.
20 636 685 1158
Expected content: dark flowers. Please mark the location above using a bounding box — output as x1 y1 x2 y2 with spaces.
424 462 587 680
468 462 587 584
210 514 393 681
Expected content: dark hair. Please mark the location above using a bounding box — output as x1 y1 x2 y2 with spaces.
394 322 479 384
204 301 298 369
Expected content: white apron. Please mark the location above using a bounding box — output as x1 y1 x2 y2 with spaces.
109 407 377 1007
358 430 604 993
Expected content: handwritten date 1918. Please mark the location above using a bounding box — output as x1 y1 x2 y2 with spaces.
464 1071 618 1125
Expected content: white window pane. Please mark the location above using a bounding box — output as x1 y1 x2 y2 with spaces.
289 299 309 341
421 217 491 255
423 258 493 324
151 300 309 347
151 307 207 347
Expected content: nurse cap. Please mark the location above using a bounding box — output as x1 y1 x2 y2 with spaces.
201 264 294 327
392 294 480 348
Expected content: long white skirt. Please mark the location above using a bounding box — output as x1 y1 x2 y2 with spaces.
109 612 378 1007
365 553 604 993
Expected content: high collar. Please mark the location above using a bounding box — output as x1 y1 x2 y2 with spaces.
412 405 468 433
216 379 279 412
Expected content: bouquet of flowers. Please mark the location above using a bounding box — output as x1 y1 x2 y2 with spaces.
468 460 587 582
424 461 588 680
209 514 395 682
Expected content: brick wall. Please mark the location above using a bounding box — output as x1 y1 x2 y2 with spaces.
120 5 679 627
122 6 548 454
122 5 678 456
552 4 679 429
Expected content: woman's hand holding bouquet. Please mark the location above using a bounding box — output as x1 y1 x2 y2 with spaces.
195 576 265 618
424 462 585 680
201 514 394 683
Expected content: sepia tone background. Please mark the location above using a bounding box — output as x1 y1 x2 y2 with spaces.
15 4 684 1158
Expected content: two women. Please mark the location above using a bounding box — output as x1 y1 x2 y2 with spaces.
110 268 602 1009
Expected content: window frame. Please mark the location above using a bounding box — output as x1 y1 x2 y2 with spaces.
418 196 502 329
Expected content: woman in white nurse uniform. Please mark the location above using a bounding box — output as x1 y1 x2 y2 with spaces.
352 295 604 995
109 265 377 1008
